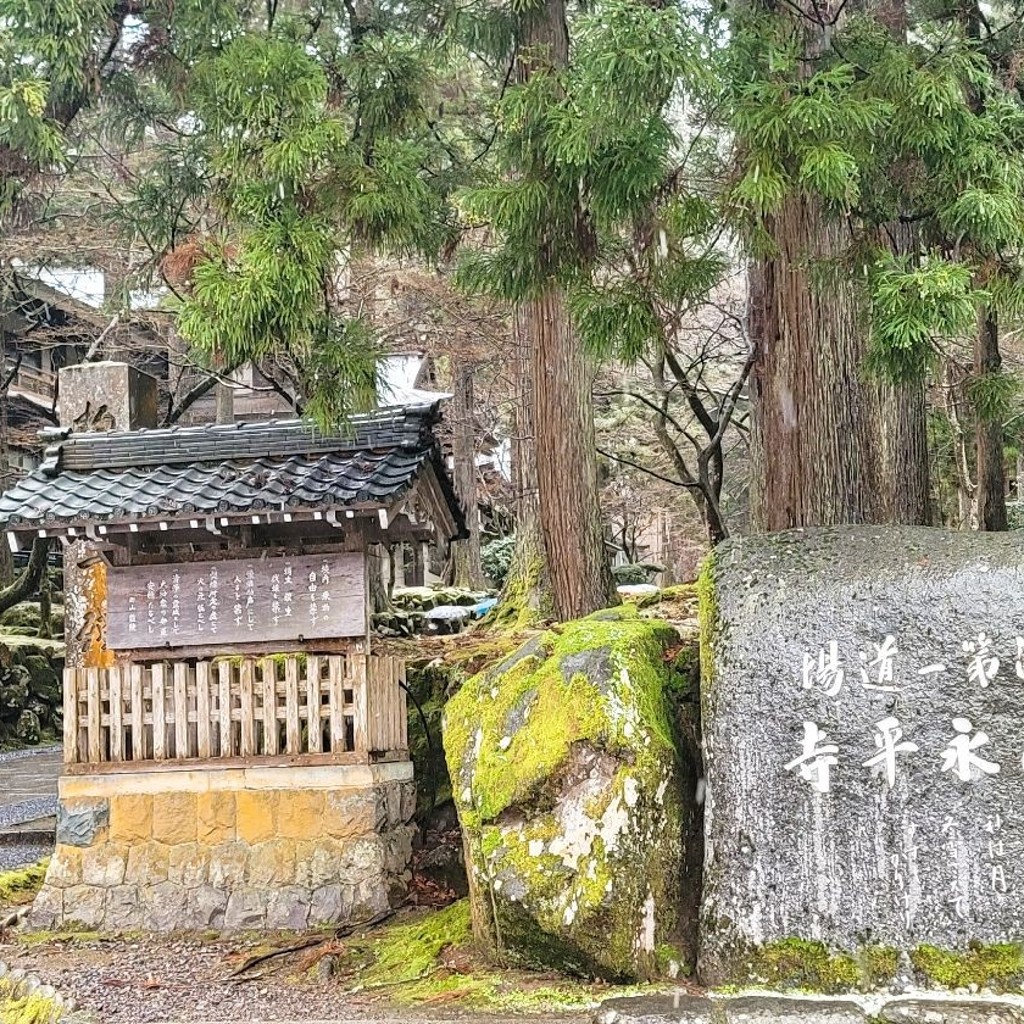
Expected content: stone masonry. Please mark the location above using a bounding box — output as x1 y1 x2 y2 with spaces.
31 762 416 932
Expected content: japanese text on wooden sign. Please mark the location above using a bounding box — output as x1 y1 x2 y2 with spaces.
105 553 367 649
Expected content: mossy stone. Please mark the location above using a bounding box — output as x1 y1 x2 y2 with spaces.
443 607 701 982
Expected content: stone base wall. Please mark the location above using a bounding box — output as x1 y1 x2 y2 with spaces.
31 761 415 932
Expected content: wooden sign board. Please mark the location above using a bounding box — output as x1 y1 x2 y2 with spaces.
106 553 367 650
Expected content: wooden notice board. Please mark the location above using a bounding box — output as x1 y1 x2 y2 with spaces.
106 553 367 649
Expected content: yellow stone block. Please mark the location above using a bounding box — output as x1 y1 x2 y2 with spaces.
323 791 375 840
247 839 297 887
276 790 325 840
46 845 84 887
110 793 153 842
126 841 170 886
236 790 276 844
151 792 198 845
197 791 235 844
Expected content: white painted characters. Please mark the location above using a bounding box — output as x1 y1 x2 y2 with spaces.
859 636 900 692
802 641 844 696
940 718 1000 782
862 716 919 789
964 633 1000 688
784 721 839 794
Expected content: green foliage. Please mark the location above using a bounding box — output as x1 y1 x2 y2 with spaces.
866 256 980 381
107 4 461 429
0 0 114 217
723 0 1024 383
967 370 1022 426
456 0 719 328
481 535 517 589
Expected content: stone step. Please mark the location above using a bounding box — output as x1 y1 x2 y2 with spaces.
595 992 1024 1024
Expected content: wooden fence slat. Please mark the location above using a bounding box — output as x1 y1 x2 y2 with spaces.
151 663 167 760
352 655 368 753
285 658 301 754
262 658 279 756
306 655 322 754
130 664 145 760
196 661 212 758
239 659 255 757
391 658 401 751
63 668 79 765
329 656 346 753
399 660 408 749
86 667 102 763
218 661 233 757
174 662 189 759
109 666 124 762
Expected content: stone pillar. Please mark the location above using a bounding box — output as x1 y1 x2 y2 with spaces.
59 361 158 433
59 363 159 667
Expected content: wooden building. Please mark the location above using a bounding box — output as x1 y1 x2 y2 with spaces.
0 363 464 932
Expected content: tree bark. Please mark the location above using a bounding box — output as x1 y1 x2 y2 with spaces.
499 308 553 622
507 0 614 620
0 538 49 617
528 286 613 619
975 307 1008 531
450 361 485 589
749 195 883 530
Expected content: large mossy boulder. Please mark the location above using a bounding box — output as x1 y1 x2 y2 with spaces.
443 607 701 981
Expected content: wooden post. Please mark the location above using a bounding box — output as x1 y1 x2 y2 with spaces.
352 655 368 753
173 661 189 759
239 658 255 757
329 656 346 753
151 663 166 760
130 664 145 760
306 655 322 754
218 660 233 757
285 657 301 754
262 658 279 756
109 665 124 762
63 668 79 765
86 667 102 763
196 661 212 759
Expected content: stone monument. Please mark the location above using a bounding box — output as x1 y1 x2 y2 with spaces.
700 526 1024 988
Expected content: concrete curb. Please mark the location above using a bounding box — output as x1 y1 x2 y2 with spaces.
595 991 1024 1024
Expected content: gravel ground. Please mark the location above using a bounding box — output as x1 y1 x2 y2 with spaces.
1 935 588 1024
0 838 51 870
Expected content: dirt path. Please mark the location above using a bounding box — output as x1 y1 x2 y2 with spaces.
1 933 592 1024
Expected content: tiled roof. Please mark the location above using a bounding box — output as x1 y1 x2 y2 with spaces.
0 405 459 531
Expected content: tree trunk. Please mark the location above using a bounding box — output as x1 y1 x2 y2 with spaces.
975 307 1008 531
499 308 553 623
450 361 485 589
508 0 614 620
749 195 883 530
529 286 612 619
0 538 49 617
877 382 930 524
0 329 13 587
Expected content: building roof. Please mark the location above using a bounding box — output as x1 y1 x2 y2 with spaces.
0 405 464 540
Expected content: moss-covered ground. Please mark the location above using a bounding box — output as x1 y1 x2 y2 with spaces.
0 861 48 909
0 981 62 1024
326 900 655 1010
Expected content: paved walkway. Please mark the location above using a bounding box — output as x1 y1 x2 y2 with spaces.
0 745 60 869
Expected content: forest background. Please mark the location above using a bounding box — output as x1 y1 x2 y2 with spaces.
4 0 1024 622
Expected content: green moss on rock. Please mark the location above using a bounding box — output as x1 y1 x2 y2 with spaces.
911 942 1024 990
444 606 697 982
733 938 899 994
